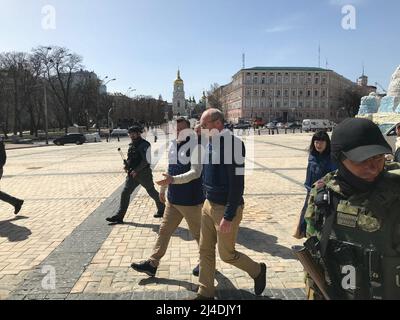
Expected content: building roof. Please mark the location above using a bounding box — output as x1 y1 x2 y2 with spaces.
242 67 332 72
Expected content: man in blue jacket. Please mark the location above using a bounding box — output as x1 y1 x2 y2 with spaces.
131 118 205 277
0 138 24 215
193 109 266 300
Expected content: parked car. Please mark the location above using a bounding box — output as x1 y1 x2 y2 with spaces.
286 122 302 129
85 132 102 143
234 122 252 129
111 128 129 136
253 118 266 128
53 133 86 146
378 122 400 152
265 122 277 130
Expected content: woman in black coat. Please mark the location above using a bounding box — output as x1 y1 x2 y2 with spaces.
293 131 337 239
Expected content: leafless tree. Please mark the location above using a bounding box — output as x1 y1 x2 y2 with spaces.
337 86 364 118
207 83 223 110
33 46 83 133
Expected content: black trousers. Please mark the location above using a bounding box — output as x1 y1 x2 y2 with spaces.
117 167 164 219
0 168 21 207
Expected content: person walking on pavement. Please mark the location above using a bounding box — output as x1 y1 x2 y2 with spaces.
0 138 24 215
106 125 165 224
193 109 267 300
131 117 205 277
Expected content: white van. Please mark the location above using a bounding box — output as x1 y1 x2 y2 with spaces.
302 119 333 132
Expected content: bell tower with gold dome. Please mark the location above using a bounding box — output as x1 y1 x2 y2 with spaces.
172 69 187 116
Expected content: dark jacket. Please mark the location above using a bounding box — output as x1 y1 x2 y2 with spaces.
304 152 337 192
203 132 245 221
0 141 6 168
127 138 151 173
167 139 205 206
394 148 400 163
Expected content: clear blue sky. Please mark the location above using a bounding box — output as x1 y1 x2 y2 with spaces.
1 0 399 101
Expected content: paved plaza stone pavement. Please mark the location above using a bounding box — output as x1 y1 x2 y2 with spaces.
0 129 313 300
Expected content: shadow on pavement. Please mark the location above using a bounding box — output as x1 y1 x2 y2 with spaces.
237 227 295 260
138 277 198 292
0 216 31 242
123 222 193 242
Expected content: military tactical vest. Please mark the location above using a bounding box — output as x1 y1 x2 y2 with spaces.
314 167 400 300
127 138 150 171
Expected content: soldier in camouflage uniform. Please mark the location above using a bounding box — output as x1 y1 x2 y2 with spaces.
304 118 400 300
106 125 165 224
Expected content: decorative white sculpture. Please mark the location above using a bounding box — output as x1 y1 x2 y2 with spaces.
358 65 400 115
378 66 400 113
358 92 381 115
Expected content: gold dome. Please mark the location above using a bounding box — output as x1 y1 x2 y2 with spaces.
174 70 184 85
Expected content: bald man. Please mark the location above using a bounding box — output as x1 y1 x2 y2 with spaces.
193 109 266 300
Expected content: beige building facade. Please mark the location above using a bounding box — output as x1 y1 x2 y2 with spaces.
220 67 374 123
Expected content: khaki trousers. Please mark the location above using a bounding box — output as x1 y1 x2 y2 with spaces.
198 200 261 298
149 201 202 267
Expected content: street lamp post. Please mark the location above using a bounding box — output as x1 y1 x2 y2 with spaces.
126 87 136 97
97 77 116 133
43 84 49 145
43 47 52 144
108 107 113 131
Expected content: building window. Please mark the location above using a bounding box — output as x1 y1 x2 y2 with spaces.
254 90 258 96
299 102 303 108
322 77 327 85
314 90 318 97
254 77 258 84
322 90 326 97
292 90 296 97
261 77 265 84
315 77 319 85
284 90 289 97
277 90 281 97
307 90 311 97
261 90 266 97
246 90 251 96
299 90 303 97
276 101 281 108
284 75 289 83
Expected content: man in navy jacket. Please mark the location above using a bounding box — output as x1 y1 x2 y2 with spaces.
131 118 205 277
193 109 266 300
